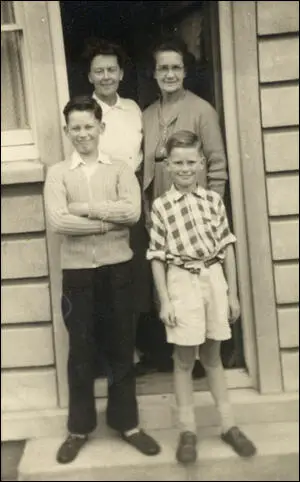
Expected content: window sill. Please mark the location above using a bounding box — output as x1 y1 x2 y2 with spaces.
1 160 45 185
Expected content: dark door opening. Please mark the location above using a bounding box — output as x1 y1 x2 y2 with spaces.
60 1 218 108
59 0 245 383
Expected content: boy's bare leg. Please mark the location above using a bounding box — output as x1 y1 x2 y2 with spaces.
199 338 256 457
199 339 235 433
173 345 197 432
173 345 198 464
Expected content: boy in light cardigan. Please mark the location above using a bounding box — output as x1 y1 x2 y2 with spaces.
44 96 160 464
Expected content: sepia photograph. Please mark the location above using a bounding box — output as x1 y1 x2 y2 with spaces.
1 1 299 480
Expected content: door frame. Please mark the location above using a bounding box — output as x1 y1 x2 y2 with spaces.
225 1 282 393
47 0 258 407
217 1 258 388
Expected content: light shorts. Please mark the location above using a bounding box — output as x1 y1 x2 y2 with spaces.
166 262 232 346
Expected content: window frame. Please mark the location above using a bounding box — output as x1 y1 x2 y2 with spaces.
1 1 38 161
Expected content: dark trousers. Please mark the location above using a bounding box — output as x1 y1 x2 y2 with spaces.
61 261 138 435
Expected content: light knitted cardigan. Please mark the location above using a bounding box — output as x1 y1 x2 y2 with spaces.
44 155 141 270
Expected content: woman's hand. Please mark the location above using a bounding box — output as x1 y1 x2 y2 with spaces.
228 293 241 324
69 203 89 217
160 300 177 328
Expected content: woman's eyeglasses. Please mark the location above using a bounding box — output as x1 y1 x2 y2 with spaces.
155 65 184 75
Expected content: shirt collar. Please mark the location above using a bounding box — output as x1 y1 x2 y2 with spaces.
92 92 127 113
169 184 206 202
69 149 112 170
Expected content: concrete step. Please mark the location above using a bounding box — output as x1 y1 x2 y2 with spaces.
18 422 299 481
3 389 298 441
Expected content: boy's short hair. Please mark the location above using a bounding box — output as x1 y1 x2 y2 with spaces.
166 130 202 156
63 96 103 124
83 37 126 70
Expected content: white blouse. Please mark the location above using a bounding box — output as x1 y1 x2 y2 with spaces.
93 93 143 172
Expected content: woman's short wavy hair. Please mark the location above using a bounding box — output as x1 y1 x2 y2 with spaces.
82 37 127 70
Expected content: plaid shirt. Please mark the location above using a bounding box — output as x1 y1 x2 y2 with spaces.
146 185 236 269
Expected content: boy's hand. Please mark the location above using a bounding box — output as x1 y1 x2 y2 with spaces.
228 293 240 324
69 203 89 217
160 300 177 328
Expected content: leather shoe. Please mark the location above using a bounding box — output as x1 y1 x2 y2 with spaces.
221 426 256 457
121 429 161 456
56 434 88 464
176 431 197 465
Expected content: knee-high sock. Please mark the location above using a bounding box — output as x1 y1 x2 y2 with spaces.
205 364 235 433
173 347 197 432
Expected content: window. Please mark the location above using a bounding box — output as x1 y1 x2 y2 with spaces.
1 1 37 159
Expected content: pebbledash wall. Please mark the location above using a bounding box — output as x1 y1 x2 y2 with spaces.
1 1 299 441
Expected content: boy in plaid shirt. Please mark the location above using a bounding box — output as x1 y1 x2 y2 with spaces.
147 130 256 464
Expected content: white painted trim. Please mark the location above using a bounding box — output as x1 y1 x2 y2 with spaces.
13 1 25 27
46 1 71 409
1 1 38 156
218 2 258 388
1 23 22 31
21 3 41 152
1 130 33 146
47 1 72 159
1 145 39 162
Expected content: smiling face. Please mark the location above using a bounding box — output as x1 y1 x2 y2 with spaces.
65 110 103 157
154 50 186 95
88 54 123 101
166 145 204 191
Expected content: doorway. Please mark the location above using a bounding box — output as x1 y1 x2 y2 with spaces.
59 0 247 395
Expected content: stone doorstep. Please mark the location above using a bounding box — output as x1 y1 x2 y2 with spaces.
17 422 299 481
2 389 299 442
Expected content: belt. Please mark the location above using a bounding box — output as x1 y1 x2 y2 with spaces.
181 257 220 274
204 257 220 268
